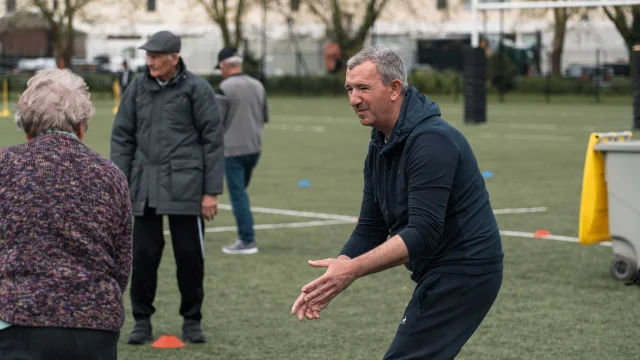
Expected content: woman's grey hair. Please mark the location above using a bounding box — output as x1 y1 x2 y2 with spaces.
346 45 408 94
15 68 95 138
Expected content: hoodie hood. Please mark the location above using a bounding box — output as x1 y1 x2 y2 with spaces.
372 86 442 152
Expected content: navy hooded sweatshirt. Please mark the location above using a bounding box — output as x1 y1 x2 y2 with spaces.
340 86 504 283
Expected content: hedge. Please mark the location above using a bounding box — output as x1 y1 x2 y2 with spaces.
0 70 633 98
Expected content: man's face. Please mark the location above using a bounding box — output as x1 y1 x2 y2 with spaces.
146 52 179 80
344 61 393 129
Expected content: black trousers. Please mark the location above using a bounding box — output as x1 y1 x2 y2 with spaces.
0 326 119 360
130 204 205 323
383 270 503 360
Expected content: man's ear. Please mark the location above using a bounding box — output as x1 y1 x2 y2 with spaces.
171 53 180 66
390 79 403 101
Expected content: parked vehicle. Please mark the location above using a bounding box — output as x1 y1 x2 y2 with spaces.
564 64 615 86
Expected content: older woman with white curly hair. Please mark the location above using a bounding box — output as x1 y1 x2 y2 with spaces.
0 68 132 359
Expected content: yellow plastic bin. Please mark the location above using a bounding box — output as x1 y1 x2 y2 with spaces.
580 131 640 280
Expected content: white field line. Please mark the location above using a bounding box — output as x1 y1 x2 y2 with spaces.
165 223 613 250
502 123 598 132
479 132 575 142
267 124 325 132
493 207 547 215
503 134 574 142
271 114 603 134
218 204 546 221
217 204 359 222
509 123 558 131
500 230 612 247
160 205 547 235
274 116 600 133
456 119 600 133
275 115 352 123
246 117 600 139
101 108 604 133
163 219 352 235
161 205 612 249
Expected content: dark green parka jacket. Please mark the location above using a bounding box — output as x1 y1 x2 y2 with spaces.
110 58 224 216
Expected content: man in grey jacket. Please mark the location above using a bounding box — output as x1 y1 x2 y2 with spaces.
110 30 224 345
215 47 268 255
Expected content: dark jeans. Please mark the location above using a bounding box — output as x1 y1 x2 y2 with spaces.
383 270 503 360
0 326 119 360
130 204 205 323
225 152 261 244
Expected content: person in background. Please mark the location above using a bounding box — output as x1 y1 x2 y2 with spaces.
111 30 225 345
216 46 269 255
118 60 133 94
0 68 132 359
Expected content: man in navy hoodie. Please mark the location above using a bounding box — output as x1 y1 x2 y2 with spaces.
291 46 504 359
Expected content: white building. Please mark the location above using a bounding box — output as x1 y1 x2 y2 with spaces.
0 0 631 75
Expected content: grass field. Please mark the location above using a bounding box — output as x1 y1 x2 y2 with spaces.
0 94 638 360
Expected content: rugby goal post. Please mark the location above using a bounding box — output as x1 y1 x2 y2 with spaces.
464 0 640 125
472 0 640 47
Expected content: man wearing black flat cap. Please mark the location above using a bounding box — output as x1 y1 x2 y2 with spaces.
110 30 225 346
214 46 269 256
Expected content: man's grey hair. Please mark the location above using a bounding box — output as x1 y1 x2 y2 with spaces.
346 45 408 94
15 68 95 138
223 55 243 67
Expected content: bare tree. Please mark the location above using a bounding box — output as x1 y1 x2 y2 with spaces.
22 0 101 68
602 6 640 60
517 2 581 76
302 0 392 59
270 0 310 74
550 7 579 76
192 0 250 48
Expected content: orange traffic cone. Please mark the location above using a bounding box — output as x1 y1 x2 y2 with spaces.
533 229 551 238
151 335 186 349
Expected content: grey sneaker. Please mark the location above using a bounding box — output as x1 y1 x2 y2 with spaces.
222 239 258 254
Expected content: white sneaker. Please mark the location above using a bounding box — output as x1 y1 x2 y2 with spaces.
222 239 259 254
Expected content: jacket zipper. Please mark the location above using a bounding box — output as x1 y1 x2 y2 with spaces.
373 155 377 203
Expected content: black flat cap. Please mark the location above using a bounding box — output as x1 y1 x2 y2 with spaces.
139 30 181 53
215 46 238 69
